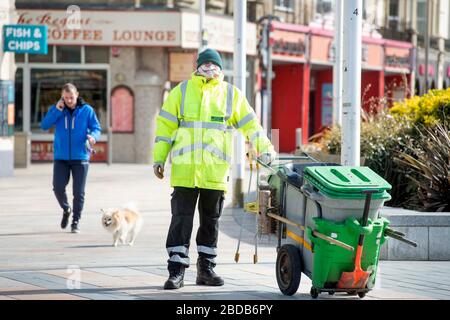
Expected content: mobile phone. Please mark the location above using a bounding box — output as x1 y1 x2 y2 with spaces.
58 98 65 109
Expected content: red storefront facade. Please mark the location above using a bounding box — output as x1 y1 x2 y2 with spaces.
269 21 413 153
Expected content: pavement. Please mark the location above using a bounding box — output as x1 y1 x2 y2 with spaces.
0 163 449 300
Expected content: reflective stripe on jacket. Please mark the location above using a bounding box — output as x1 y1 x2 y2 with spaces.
153 73 274 192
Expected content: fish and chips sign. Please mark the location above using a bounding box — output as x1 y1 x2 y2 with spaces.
3 24 48 54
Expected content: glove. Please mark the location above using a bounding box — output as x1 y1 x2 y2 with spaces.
153 163 164 179
259 152 276 165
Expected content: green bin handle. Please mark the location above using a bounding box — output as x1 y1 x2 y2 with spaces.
345 217 373 236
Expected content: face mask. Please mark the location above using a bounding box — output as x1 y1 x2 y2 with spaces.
197 63 222 79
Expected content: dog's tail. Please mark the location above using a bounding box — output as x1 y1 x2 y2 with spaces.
123 201 140 214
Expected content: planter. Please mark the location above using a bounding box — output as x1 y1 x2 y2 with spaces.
379 208 450 261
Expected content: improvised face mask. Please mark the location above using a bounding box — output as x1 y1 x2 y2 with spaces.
197 63 222 79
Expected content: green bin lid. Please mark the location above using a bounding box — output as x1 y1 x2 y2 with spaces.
303 166 392 195
304 174 391 200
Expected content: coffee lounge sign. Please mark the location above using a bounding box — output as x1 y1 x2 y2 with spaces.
17 10 181 46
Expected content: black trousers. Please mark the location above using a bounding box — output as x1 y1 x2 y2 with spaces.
52 160 89 221
166 187 225 267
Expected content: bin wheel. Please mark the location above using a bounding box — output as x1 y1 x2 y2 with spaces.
310 287 319 299
328 291 335 295
276 244 301 296
358 292 366 298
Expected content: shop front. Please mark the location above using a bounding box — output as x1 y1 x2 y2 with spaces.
383 40 413 104
15 9 257 164
270 21 413 153
416 50 439 95
270 22 309 153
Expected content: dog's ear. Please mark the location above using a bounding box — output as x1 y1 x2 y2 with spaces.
100 208 106 214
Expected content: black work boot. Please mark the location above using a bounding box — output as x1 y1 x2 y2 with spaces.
60 208 72 229
196 257 224 286
71 220 80 233
164 264 185 290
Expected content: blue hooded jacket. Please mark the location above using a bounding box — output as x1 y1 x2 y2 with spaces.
40 98 102 161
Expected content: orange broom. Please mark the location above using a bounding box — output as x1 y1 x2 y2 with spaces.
337 190 376 289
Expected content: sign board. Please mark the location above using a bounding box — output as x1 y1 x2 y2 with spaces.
169 52 196 82
31 141 108 162
17 10 257 54
321 83 333 127
272 29 307 62
17 10 180 47
385 44 412 72
3 24 48 54
0 80 14 136
181 12 257 55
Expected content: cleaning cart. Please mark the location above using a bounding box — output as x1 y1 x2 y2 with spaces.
240 154 417 299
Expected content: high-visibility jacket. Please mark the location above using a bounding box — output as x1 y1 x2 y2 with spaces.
153 73 274 192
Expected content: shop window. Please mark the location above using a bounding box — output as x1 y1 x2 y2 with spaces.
220 53 254 105
316 0 332 15
14 68 23 132
417 0 427 36
32 69 107 133
85 46 110 64
56 46 81 63
140 0 169 6
275 0 294 12
388 0 399 31
29 46 54 63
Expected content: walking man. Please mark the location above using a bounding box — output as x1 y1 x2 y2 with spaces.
153 48 275 289
41 83 101 233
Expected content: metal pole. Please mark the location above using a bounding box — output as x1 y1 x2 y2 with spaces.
424 0 430 93
261 22 269 133
341 0 362 166
436 0 446 90
232 0 246 208
199 0 207 52
266 21 273 137
333 0 344 126
410 0 417 96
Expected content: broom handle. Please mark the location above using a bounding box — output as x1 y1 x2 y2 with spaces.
267 213 354 252
358 190 375 245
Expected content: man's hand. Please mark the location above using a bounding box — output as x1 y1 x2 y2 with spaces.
56 99 65 111
259 152 276 166
153 163 164 179
87 134 96 146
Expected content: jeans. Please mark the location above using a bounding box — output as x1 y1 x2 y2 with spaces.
52 160 89 221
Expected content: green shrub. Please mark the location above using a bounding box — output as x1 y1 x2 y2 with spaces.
395 124 450 212
313 88 450 211
391 88 450 126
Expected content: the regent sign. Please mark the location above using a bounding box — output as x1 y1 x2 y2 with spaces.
17 10 180 46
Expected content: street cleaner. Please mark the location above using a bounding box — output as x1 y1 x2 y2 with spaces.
153 48 276 289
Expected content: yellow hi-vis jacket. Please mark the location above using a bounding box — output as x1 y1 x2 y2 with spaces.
153 73 274 192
